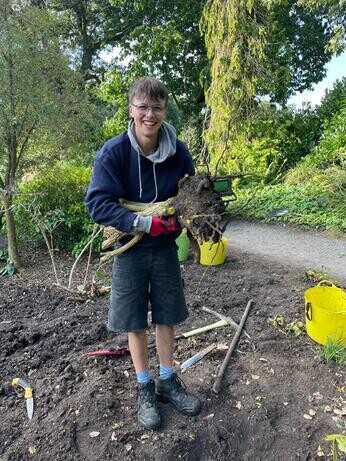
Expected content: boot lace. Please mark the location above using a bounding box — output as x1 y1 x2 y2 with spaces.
171 374 188 396
139 383 156 408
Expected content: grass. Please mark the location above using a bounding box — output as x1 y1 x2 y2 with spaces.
321 337 346 364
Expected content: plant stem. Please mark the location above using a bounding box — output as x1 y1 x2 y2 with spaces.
68 224 102 289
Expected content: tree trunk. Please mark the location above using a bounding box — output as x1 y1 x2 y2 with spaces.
2 192 22 269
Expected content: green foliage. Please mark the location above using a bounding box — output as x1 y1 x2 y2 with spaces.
200 0 346 175
71 220 103 258
285 320 305 337
298 0 346 54
270 314 305 337
283 81 346 197
263 1 334 103
313 105 346 168
48 0 128 83
317 77 346 125
0 3 95 177
14 163 93 253
208 101 321 180
201 0 268 160
229 182 346 231
0 249 7 262
322 337 346 364
0 247 15 275
98 69 129 139
324 434 346 461
0 249 15 276
0 259 15 276
119 0 208 119
304 269 329 284
178 114 205 163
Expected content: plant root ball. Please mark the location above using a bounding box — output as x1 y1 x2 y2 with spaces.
171 174 228 243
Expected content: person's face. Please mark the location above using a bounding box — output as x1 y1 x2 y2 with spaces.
129 95 167 141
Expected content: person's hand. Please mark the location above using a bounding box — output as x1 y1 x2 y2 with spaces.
149 216 181 237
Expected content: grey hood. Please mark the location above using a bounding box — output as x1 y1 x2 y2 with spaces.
127 120 177 163
127 119 177 204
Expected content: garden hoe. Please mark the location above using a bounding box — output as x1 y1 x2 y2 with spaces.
86 318 230 358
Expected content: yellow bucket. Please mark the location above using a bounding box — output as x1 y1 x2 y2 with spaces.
304 281 346 346
198 238 228 266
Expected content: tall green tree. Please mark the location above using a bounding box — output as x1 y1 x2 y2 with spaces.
201 0 345 167
0 1 93 268
47 0 132 85
298 0 346 54
263 0 335 103
200 0 268 168
43 1 208 119
118 0 209 119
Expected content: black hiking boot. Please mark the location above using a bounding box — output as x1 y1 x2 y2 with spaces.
137 380 161 430
156 373 201 416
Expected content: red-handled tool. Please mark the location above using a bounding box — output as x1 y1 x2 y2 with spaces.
86 318 232 358
86 347 130 357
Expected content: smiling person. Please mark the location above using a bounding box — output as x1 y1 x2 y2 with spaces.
85 76 201 430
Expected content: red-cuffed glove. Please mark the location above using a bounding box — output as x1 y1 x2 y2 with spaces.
149 216 181 237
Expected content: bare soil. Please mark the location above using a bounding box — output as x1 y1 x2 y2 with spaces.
0 241 345 461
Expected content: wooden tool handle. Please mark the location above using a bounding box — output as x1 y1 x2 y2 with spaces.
212 299 253 394
199 342 217 357
180 319 228 338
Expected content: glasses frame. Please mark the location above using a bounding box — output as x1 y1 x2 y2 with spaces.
130 102 166 116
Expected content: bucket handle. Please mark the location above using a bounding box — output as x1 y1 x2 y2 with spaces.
316 280 336 288
305 302 312 321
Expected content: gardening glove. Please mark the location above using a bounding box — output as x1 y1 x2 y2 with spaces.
149 216 181 237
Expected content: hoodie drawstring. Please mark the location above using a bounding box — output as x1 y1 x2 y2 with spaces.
150 163 158 204
137 151 143 199
137 152 158 203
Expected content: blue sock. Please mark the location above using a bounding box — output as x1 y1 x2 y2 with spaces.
159 365 175 380
136 370 151 384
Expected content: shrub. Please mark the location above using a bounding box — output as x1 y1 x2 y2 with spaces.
14 163 94 253
229 182 346 231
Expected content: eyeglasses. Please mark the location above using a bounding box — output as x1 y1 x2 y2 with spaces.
131 103 166 116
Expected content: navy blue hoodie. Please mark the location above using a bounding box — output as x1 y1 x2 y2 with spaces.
85 122 194 247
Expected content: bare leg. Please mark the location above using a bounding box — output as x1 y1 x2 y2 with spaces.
156 324 174 368
128 330 149 373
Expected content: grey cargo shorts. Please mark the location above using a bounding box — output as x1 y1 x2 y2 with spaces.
107 244 188 332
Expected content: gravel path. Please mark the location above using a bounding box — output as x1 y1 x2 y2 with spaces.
1 221 345 284
224 220 346 284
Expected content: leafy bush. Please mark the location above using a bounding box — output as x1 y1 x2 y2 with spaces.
317 77 346 125
229 182 346 231
179 114 205 164
209 102 321 182
14 163 94 253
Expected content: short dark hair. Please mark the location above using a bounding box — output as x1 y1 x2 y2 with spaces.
129 77 168 106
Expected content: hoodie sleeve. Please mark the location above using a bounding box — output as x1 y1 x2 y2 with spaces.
180 141 195 177
85 147 136 233
184 153 195 177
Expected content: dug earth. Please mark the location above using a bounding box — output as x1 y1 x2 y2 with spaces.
0 240 345 460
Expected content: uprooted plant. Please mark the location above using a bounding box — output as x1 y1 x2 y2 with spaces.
101 173 229 263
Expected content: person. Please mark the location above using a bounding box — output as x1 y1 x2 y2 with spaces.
85 76 201 430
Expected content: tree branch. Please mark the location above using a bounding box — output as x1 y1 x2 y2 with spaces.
16 121 37 169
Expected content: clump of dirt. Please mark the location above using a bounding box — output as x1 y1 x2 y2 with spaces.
172 174 227 243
